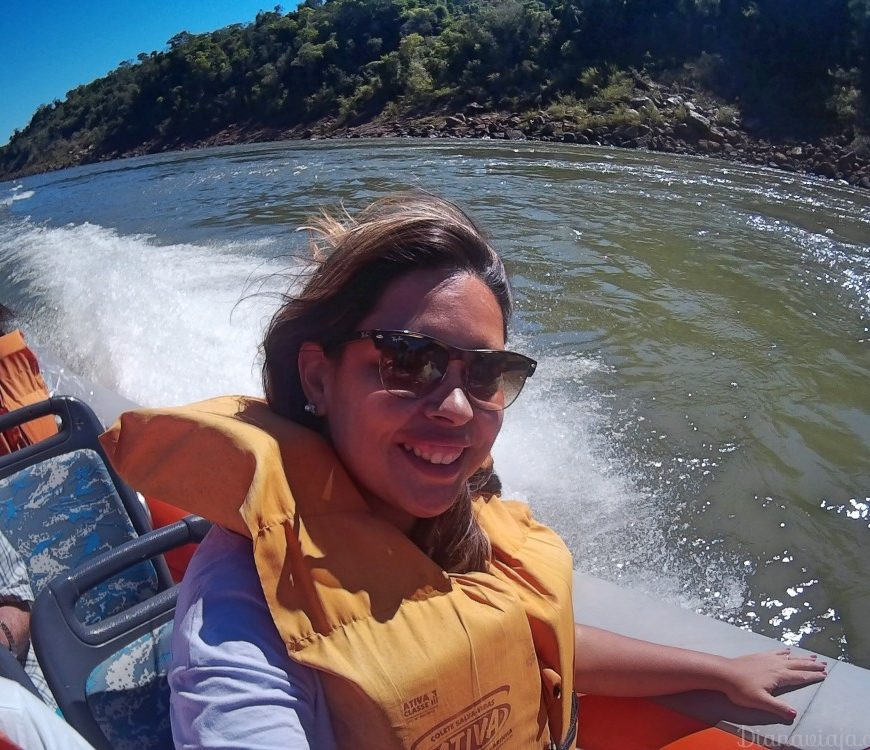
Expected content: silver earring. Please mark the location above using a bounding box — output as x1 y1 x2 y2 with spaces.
304 402 318 416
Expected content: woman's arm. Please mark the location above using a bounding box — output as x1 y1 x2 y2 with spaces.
0 604 30 662
0 534 36 665
574 624 827 721
169 526 336 750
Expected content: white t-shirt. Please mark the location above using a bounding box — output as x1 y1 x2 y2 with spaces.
0 677 94 750
169 525 337 750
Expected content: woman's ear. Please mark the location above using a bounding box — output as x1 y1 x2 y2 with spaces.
298 343 331 417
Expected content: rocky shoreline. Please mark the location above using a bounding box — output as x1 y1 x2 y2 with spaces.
186 101 870 191
9 84 870 190
363 108 870 190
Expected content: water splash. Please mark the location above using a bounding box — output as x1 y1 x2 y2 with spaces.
0 184 35 207
0 218 295 405
496 348 748 616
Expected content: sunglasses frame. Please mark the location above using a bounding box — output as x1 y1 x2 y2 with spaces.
336 329 537 411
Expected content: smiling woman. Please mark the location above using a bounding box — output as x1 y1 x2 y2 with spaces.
298 271 508 533
260 194 521 573
100 192 827 750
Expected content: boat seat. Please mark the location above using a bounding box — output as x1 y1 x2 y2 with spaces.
31 515 212 750
0 396 174 624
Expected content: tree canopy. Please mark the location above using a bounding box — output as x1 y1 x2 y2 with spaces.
2 0 868 177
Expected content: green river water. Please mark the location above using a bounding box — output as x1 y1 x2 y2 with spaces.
1 140 868 664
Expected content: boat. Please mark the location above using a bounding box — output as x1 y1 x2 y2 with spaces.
1 352 867 750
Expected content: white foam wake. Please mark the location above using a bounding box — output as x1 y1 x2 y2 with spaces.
496 349 747 615
0 218 295 406
0 185 35 207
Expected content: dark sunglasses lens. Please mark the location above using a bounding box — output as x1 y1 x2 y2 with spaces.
467 354 530 410
379 336 448 396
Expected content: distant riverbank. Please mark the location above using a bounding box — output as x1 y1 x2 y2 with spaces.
88 88 870 192
5 80 870 190
4 0 870 189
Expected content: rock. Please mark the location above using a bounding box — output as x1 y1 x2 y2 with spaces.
631 97 653 109
666 96 684 107
618 124 650 140
787 146 803 158
562 132 576 143
466 102 485 113
575 133 590 145
674 123 691 139
860 176 870 189
837 151 857 171
708 126 728 144
445 115 466 128
634 76 654 91
685 110 712 136
505 129 524 140
815 162 837 178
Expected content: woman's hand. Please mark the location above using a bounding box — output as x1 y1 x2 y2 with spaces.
720 649 827 721
574 625 828 722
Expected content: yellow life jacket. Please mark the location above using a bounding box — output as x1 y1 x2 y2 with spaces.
101 396 577 749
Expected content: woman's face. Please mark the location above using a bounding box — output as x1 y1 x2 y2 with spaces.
305 269 505 532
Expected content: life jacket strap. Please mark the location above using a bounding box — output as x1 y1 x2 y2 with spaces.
549 692 578 750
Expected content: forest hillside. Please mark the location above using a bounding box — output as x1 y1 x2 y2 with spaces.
2 0 869 185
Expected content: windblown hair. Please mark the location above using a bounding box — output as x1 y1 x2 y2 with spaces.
261 192 512 573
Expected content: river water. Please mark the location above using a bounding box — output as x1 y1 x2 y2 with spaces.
1 140 868 665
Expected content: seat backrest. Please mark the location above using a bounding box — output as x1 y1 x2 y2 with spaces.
32 516 212 750
0 397 173 622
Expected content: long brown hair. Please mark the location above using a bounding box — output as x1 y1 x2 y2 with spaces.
261 193 512 573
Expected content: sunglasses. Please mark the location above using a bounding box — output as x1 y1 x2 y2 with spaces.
336 329 536 411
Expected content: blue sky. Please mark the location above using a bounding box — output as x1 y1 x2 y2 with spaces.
0 1 277 145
